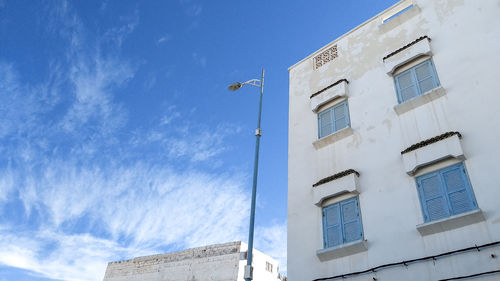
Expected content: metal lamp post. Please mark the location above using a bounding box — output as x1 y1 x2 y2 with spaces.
228 69 265 281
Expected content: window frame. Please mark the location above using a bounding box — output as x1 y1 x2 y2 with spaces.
394 58 440 103
416 162 478 223
265 261 273 273
322 196 363 249
317 100 350 139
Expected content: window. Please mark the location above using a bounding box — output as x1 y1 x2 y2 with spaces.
265 261 273 273
394 59 440 103
322 196 363 248
416 163 478 223
239 251 247 260
318 100 350 138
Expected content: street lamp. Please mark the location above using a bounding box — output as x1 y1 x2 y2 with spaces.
228 69 265 281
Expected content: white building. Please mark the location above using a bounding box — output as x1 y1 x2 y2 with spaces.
288 0 500 280
102 241 283 281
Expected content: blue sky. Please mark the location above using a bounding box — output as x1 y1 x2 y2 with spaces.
0 0 398 280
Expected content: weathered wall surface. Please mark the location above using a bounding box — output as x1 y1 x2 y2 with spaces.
102 242 281 281
103 242 241 281
288 0 500 280
237 243 281 281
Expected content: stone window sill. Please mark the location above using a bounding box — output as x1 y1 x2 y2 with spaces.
416 209 485 236
313 127 353 150
316 240 367 262
394 86 446 115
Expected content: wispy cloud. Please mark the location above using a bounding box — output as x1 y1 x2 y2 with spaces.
0 61 254 278
0 230 148 281
0 169 14 202
192 52 207 68
159 106 181 125
61 56 133 142
186 4 202 17
0 2 287 280
99 0 109 12
143 73 157 92
179 0 202 29
179 0 203 17
256 223 287 273
157 34 172 44
103 8 140 48
140 119 241 163
0 152 252 280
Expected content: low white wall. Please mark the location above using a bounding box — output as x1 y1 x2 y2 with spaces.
102 242 281 281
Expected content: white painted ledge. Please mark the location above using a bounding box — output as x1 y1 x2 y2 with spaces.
416 209 485 236
379 3 420 33
313 127 353 150
394 86 446 115
310 80 348 112
402 134 464 176
316 240 367 262
313 173 360 206
384 36 431 75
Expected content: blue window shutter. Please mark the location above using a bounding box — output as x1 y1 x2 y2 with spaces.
318 108 333 138
394 59 440 103
414 60 436 94
344 101 351 127
333 101 347 131
318 101 350 138
395 70 417 102
417 173 449 222
340 197 363 243
429 59 441 87
441 164 476 215
394 75 402 103
323 204 342 248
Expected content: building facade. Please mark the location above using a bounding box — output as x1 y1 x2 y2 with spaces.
102 241 283 281
288 0 500 280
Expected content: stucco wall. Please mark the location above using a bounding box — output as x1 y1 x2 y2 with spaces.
288 0 500 280
102 242 280 281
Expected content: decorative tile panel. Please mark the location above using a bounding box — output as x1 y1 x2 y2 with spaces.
314 45 338 70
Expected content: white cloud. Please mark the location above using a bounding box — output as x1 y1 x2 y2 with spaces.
255 223 288 274
99 0 108 12
159 106 181 125
61 56 133 138
0 169 15 202
192 52 207 68
186 4 202 17
0 2 287 281
0 230 149 281
133 106 241 163
164 123 240 162
179 0 203 17
103 8 140 48
157 34 172 44
3 160 250 281
143 74 157 91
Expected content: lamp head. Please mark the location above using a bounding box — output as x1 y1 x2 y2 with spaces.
228 82 242 91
